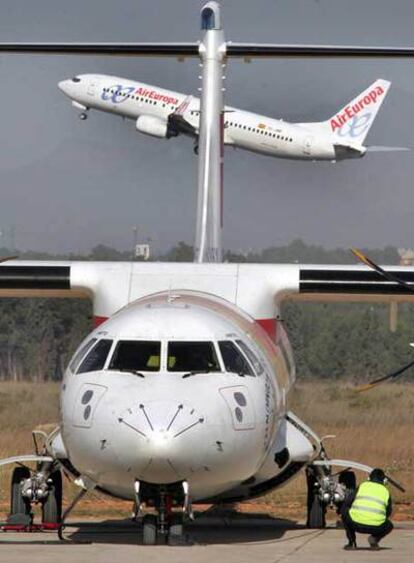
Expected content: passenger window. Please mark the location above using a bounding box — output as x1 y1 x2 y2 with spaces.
69 338 97 373
219 341 254 376
77 339 113 374
236 340 264 375
168 341 220 373
109 341 161 372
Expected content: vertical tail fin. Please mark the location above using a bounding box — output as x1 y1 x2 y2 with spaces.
328 79 391 144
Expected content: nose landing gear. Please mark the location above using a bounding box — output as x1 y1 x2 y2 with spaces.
138 480 192 546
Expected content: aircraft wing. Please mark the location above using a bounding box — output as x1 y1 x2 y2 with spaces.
291 264 414 303
2 261 414 319
226 43 414 58
0 43 414 58
168 96 199 137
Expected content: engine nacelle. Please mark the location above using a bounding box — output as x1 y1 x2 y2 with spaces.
135 115 171 139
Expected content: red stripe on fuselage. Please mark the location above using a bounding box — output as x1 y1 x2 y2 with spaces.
93 316 108 328
256 318 277 341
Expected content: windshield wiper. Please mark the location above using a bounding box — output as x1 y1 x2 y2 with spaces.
182 370 213 379
116 368 145 378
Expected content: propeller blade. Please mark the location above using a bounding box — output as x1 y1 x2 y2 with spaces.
355 357 414 392
350 248 414 292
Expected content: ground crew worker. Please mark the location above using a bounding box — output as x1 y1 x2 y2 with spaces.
341 468 393 550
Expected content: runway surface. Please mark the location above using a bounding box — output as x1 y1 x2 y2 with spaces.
0 517 412 562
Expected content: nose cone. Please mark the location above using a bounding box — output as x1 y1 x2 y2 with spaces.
58 80 70 94
116 400 207 484
58 79 73 96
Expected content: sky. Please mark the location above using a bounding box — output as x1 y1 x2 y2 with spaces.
1 0 414 255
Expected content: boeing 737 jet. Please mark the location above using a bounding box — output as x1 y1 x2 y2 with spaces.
59 74 391 162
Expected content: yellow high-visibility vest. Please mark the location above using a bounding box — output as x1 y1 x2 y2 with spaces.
349 481 389 526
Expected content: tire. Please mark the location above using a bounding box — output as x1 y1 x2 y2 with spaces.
337 470 356 517
306 468 326 528
143 514 157 545
308 493 326 529
41 470 62 524
10 466 31 518
339 470 356 491
168 514 184 542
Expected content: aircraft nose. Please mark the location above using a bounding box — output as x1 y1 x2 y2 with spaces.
58 79 71 95
116 400 207 483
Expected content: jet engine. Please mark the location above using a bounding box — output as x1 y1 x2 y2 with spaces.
136 115 177 139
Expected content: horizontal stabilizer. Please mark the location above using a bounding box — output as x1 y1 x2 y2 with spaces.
333 143 366 160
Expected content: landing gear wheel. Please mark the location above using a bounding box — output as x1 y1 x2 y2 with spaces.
339 470 356 491
79 112 88 120
168 513 185 545
193 143 199 155
143 514 157 545
308 492 326 528
337 470 356 519
42 470 62 525
10 466 31 524
306 468 326 529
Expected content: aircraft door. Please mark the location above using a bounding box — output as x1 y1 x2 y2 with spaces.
87 80 97 98
303 135 313 156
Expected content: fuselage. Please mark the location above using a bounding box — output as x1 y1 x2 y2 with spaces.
60 290 302 502
58 74 347 161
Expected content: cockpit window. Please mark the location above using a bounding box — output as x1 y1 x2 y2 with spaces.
69 338 97 373
219 341 254 376
109 340 161 372
77 339 113 374
167 341 220 372
71 77 81 82
236 340 264 375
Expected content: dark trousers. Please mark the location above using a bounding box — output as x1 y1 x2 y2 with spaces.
342 508 393 544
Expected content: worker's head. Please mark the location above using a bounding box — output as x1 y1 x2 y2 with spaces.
369 468 386 483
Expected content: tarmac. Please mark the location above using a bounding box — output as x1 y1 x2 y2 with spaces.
0 517 412 563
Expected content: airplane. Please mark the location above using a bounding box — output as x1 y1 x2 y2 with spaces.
0 0 413 547
58 74 392 162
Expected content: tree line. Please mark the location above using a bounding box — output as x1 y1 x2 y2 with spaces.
0 240 413 382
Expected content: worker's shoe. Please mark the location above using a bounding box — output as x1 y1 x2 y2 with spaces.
343 541 357 550
368 535 380 550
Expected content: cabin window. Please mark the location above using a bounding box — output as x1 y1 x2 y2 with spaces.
167 341 220 373
77 339 113 374
236 340 264 375
218 341 254 376
109 340 161 372
69 338 97 373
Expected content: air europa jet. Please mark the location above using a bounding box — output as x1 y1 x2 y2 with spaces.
59 75 391 161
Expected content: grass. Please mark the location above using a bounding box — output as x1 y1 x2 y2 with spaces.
0 380 412 520
264 381 414 520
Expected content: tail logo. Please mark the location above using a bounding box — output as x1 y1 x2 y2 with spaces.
336 112 371 139
330 84 385 134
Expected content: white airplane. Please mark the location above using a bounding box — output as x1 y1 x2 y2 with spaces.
58 74 391 162
0 0 411 547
